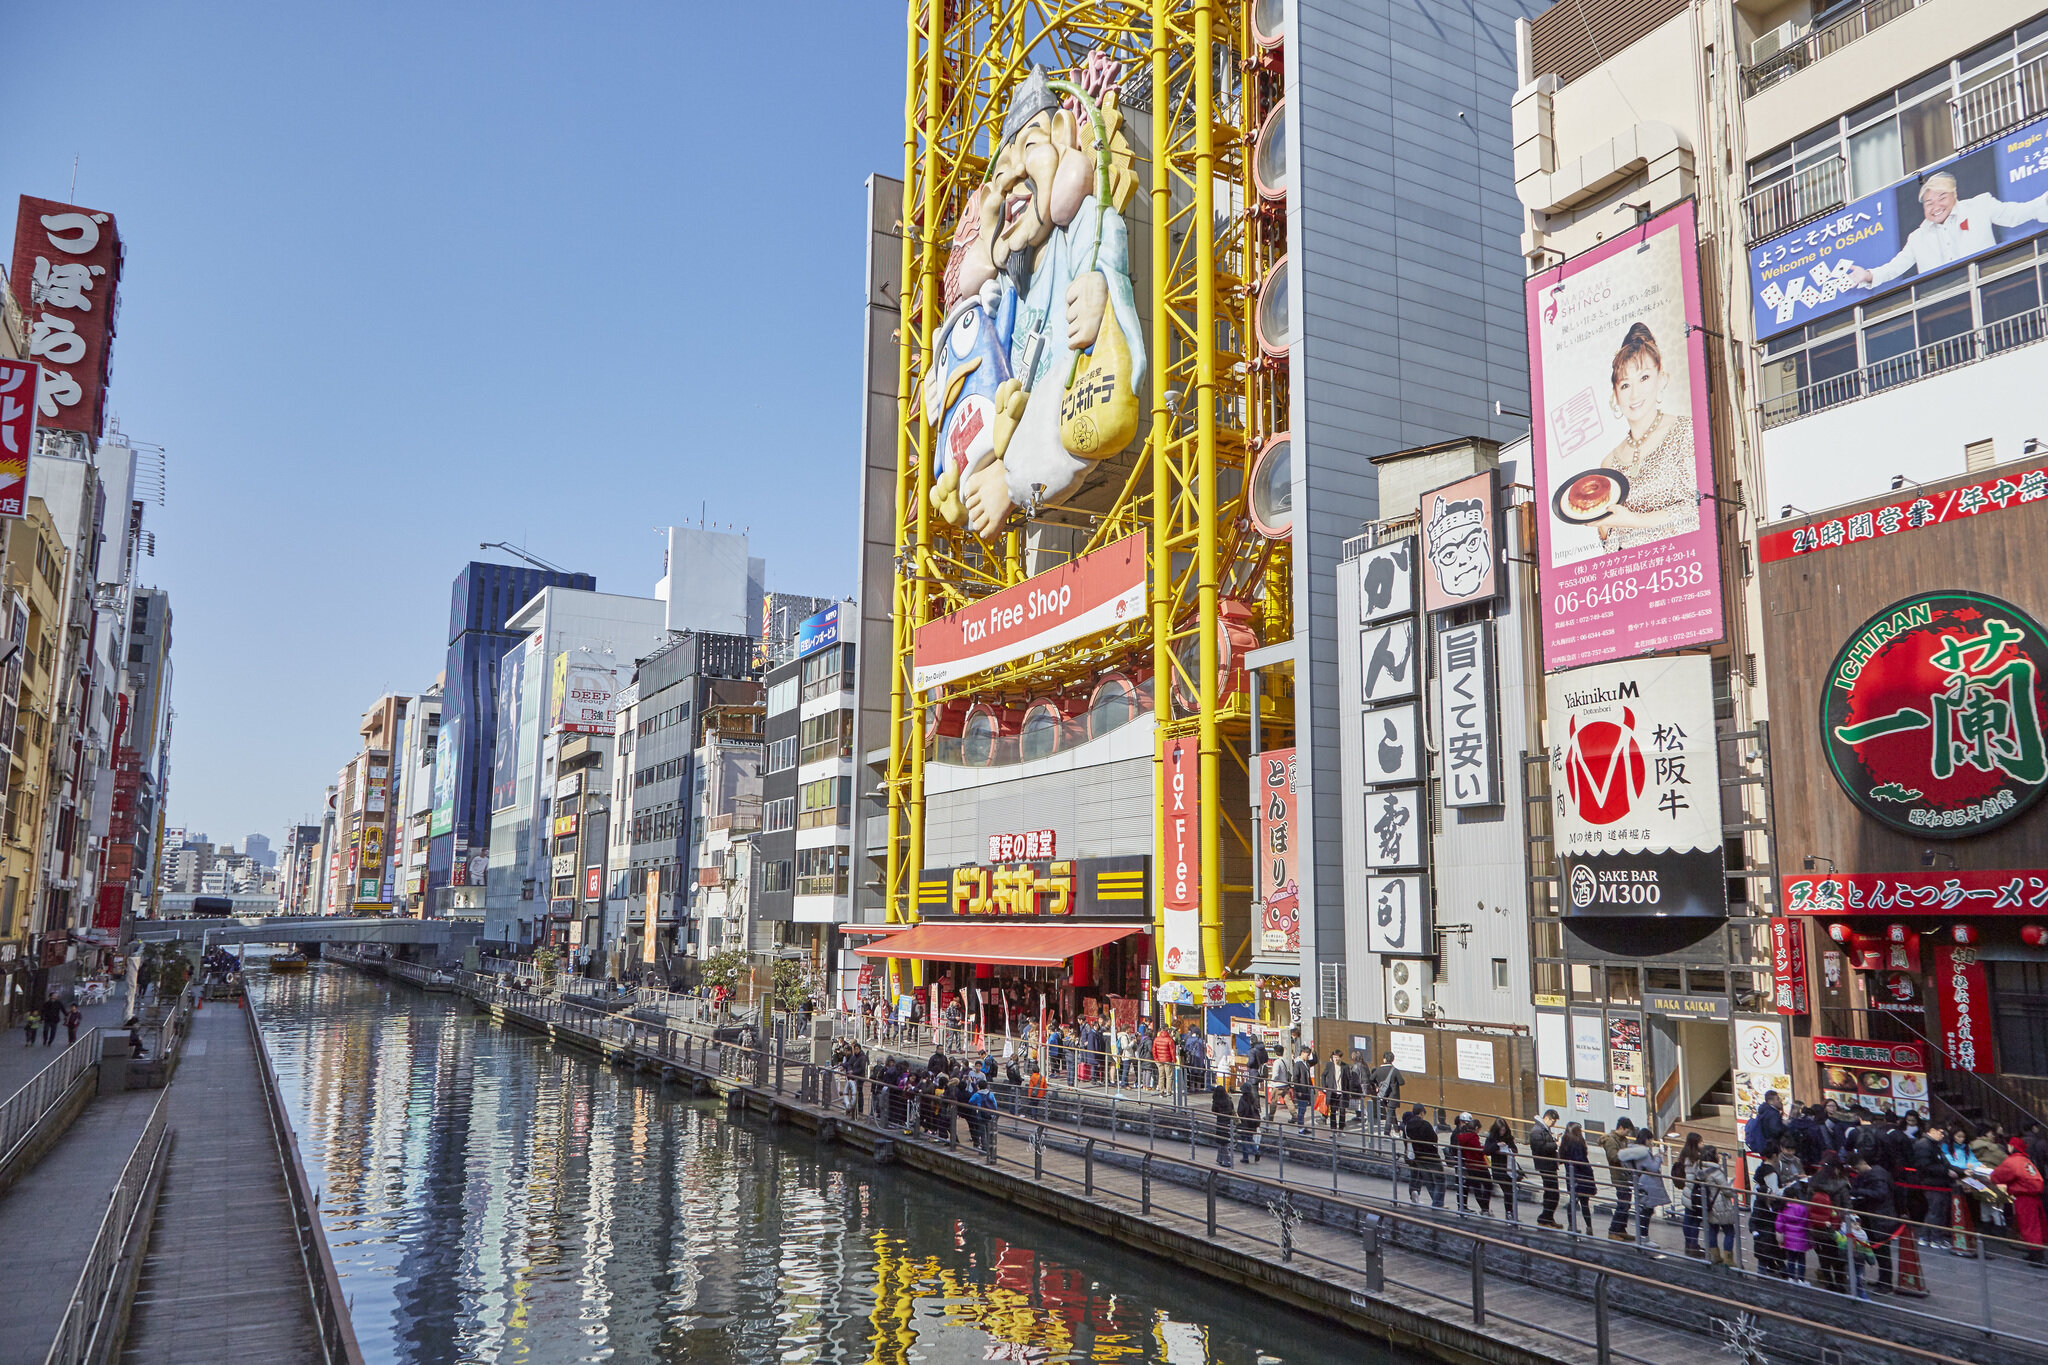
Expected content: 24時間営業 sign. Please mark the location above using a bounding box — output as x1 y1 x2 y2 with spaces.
1821 591 2048 838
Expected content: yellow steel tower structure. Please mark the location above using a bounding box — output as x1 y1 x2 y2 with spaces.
884 1 1288 990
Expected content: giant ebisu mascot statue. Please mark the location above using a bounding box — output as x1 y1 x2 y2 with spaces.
923 54 1146 542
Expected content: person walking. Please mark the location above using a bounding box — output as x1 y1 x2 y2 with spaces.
1147 1022 1173 1097
1529 1110 1562 1227
1993 1137 2048 1264
1618 1124 1670 1248
1697 1147 1738 1267
1485 1118 1521 1223
1236 1070 1262 1163
1320 1049 1350 1134
1210 1071 1236 1167
1671 1132 1705 1257
1810 1155 1854 1293
39 996 60 1046
1452 1114 1490 1215
1403 1104 1446 1209
1291 1046 1316 1137
1368 1051 1404 1136
22 1008 36 1047
1909 1122 1956 1249
1601 1118 1637 1242
1848 1154 1899 1292
1776 1179 1813 1282
1751 1140 1790 1277
62 1003 81 1047
1562 1122 1597 1233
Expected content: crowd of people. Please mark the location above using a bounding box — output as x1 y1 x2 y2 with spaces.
1390 1088 2048 1300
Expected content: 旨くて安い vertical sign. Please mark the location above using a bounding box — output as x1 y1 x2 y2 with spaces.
1162 735 1201 976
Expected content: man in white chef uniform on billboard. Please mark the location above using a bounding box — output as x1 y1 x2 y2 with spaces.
1846 170 2048 289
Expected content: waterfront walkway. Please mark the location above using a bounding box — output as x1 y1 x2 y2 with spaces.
455 971 2020 1365
0 1085 159 1365
120 1002 323 1364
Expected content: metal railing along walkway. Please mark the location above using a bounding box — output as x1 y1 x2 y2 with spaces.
463 977 2030 1365
39 1090 168 1365
1 1031 102 1172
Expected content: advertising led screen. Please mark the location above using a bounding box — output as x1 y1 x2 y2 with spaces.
429 715 459 838
1528 202 1723 669
1748 109 2048 341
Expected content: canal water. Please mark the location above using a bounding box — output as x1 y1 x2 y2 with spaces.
253 967 1407 1365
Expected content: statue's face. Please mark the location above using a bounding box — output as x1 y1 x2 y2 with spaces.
988 111 1079 268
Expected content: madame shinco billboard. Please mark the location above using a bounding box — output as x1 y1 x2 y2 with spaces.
1527 202 1723 670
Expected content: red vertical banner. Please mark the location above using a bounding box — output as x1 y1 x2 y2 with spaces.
11 197 123 437
1255 748 1300 955
1934 945 1994 1074
1769 917 1809 1015
1161 736 1201 976
0 358 35 517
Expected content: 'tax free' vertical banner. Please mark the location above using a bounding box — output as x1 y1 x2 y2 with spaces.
1162 735 1201 976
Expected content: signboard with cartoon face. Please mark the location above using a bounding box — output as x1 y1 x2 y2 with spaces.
1419 469 1502 614
1821 590 2048 839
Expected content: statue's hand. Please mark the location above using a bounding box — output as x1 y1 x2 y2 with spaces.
988 378 1027 461
1065 270 1108 351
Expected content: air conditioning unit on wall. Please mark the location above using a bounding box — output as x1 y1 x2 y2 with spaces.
1384 959 1434 1020
1751 21 1798 63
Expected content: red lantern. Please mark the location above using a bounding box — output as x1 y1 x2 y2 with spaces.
1828 923 1852 944
2023 925 2048 948
1953 924 1978 945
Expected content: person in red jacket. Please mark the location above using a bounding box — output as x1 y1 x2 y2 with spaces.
1451 1113 1491 1214
1151 1025 1178 1097
1993 1138 2048 1264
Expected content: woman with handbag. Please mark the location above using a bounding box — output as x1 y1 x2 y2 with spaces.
1484 1118 1521 1223
1617 1124 1671 1248
1561 1123 1597 1233
1672 1131 1705 1256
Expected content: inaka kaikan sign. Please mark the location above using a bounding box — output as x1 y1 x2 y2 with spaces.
1546 653 1726 919
11 197 122 437
913 532 1146 691
1821 591 2048 838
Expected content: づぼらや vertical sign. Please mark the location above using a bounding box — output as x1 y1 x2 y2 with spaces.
1162 735 1201 976
11 197 123 438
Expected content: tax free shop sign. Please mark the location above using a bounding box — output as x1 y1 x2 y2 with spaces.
913 533 1148 692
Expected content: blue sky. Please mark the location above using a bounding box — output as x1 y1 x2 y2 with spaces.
2 3 901 845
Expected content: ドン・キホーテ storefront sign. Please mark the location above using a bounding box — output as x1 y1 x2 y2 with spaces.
1821 591 2048 838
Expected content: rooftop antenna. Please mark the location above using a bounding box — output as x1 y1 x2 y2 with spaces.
69 154 78 200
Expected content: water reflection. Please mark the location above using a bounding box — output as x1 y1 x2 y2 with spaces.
254 968 1394 1364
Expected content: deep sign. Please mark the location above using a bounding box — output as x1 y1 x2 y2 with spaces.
1822 591 2048 838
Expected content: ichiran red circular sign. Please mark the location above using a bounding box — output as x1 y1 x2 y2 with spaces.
1822 590 2048 838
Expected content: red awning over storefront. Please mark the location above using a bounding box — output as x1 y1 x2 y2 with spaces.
850 921 1143 967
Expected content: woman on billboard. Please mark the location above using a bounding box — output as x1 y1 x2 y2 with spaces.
1584 322 1700 554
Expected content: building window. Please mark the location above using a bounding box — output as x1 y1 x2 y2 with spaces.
764 797 794 833
767 676 799 716
798 777 851 829
799 710 851 765
1492 958 1510 991
1089 675 1136 739
961 708 998 767
1992 961 2048 1079
761 859 793 894
796 845 848 897
768 736 797 772
1021 702 1062 761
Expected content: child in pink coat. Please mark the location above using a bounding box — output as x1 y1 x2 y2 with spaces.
1775 1182 1813 1282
